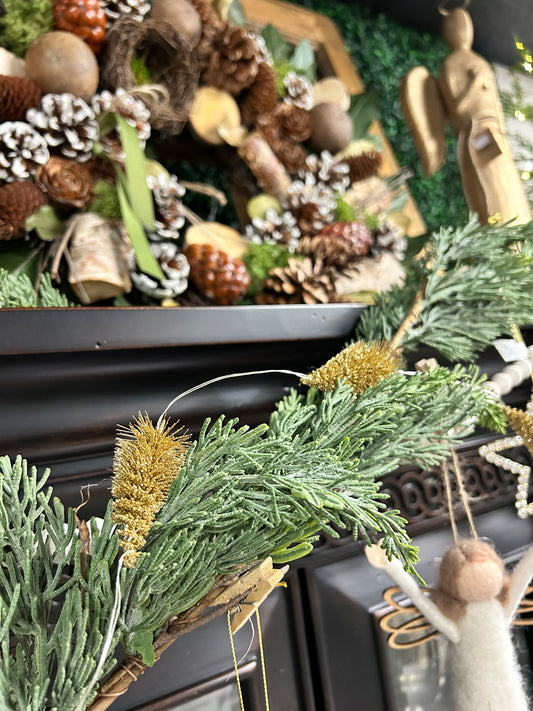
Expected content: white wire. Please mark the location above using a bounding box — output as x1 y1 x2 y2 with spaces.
73 555 124 711
157 369 307 428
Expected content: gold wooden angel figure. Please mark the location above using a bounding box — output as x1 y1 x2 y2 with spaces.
400 1 531 226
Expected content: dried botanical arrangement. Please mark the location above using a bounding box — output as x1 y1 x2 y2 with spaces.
1 214 533 709
0 0 412 307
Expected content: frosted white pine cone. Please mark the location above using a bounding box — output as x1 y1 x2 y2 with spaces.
130 242 189 298
100 0 149 23
300 151 351 193
245 208 301 252
0 121 50 181
283 71 313 111
26 94 99 163
147 173 187 240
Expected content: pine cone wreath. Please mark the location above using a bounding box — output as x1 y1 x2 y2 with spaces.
26 94 99 163
36 156 94 210
52 0 107 55
202 23 260 95
0 121 50 182
0 181 47 240
147 173 186 240
256 256 342 305
0 76 42 123
183 242 251 305
240 62 278 127
99 0 149 23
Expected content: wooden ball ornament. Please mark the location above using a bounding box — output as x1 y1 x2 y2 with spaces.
309 102 353 154
149 0 202 48
24 31 99 102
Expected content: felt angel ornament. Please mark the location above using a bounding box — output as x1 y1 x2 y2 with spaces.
366 539 533 711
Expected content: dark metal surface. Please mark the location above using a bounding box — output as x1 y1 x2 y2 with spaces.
0 303 365 354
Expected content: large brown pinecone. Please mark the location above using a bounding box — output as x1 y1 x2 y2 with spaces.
0 121 50 182
188 0 224 72
36 156 94 210
26 94 99 163
0 181 47 240
240 62 278 127
256 256 342 305
0 76 42 122
99 0 149 23
183 242 251 305
202 22 260 95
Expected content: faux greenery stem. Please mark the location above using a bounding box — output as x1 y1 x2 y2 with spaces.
388 282 427 352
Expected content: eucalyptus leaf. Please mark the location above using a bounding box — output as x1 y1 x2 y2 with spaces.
115 114 155 229
348 89 380 140
25 205 65 242
290 39 316 82
130 630 155 667
116 172 164 280
261 23 290 62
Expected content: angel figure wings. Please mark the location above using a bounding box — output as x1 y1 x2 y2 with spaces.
400 4 531 226
366 539 533 711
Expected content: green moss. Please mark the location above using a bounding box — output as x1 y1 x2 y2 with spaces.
242 242 293 296
131 55 152 86
0 0 54 57
88 180 122 220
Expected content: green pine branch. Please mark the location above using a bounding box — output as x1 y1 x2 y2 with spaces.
0 270 72 308
356 215 533 361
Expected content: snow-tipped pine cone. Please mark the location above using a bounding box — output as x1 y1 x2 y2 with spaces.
0 121 50 182
26 94 99 163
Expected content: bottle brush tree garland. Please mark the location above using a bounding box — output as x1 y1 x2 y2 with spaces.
1 215 533 709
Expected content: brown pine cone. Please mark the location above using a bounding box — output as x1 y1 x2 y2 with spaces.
276 103 312 143
296 235 358 270
188 0 224 71
183 242 251 305
240 62 278 127
0 76 42 122
343 150 383 183
256 256 342 305
318 221 372 257
36 156 94 210
53 0 107 55
202 23 260 95
271 137 308 174
0 181 47 240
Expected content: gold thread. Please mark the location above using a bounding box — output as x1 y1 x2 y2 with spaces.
227 610 246 711
255 609 270 711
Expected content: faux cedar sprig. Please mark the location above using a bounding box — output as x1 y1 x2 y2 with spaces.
356 214 533 361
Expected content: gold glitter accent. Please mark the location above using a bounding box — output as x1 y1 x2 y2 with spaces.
301 340 403 394
504 406 533 456
111 413 190 568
